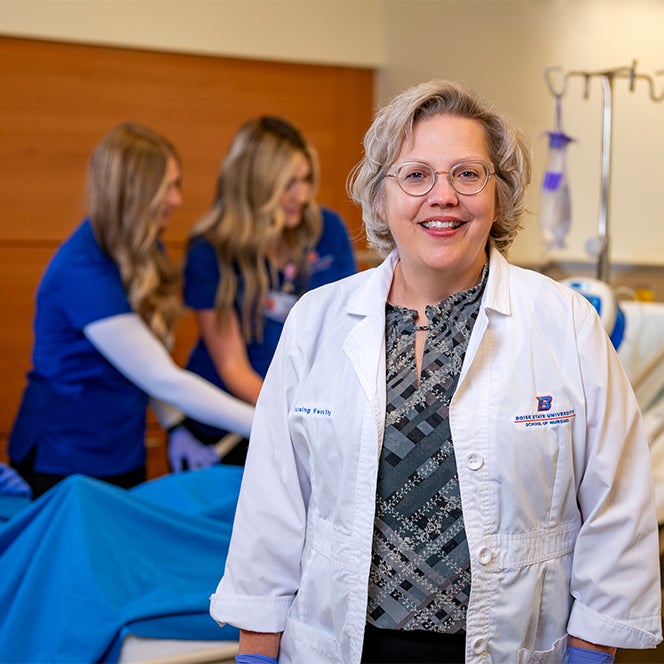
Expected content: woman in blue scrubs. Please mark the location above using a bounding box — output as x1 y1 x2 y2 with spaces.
176 117 356 464
9 123 253 498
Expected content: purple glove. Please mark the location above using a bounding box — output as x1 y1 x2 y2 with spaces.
0 463 32 497
167 427 219 472
235 656 278 664
568 646 615 664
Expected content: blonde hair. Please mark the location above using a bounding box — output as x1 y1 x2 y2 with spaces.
348 79 532 257
87 122 181 345
191 116 322 341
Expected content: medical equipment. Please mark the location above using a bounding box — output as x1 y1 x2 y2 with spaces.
544 61 664 282
560 276 625 350
539 97 574 251
544 65 664 537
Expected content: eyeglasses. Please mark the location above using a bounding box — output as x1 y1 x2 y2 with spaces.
386 160 495 197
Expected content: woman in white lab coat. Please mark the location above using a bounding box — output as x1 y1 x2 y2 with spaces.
210 80 661 663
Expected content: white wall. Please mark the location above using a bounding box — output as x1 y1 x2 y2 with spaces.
2 0 663 269
0 0 385 67
380 0 664 268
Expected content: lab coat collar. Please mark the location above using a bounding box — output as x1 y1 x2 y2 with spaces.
346 250 398 318
347 246 512 319
482 244 512 317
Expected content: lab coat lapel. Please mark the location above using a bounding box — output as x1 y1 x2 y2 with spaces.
342 252 397 440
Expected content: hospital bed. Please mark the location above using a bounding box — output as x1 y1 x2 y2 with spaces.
119 635 237 663
617 300 664 551
0 466 244 663
115 436 248 663
618 300 664 388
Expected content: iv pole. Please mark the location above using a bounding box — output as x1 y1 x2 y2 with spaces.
543 61 664 282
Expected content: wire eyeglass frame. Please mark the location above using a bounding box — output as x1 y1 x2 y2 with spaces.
386 160 495 197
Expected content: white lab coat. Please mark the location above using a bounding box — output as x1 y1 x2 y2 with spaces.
210 247 662 663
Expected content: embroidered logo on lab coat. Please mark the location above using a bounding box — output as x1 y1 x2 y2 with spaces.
293 405 332 417
514 396 576 428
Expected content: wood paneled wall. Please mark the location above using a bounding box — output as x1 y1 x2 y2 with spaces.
0 36 374 469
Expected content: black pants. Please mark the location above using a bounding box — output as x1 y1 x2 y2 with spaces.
12 447 145 499
361 623 466 664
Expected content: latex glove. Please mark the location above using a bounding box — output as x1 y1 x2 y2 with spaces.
0 463 32 497
235 656 278 664
568 646 615 664
168 426 219 472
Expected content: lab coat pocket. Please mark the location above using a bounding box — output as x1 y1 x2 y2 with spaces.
517 634 567 663
283 518 351 662
280 616 343 663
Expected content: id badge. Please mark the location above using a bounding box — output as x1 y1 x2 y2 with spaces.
264 290 298 323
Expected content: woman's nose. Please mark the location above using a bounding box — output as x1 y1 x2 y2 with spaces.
427 174 458 205
168 187 183 208
292 181 311 203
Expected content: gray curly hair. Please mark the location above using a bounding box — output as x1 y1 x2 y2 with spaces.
347 79 532 257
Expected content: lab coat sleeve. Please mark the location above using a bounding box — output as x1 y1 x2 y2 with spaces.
210 303 310 633
567 297 662 648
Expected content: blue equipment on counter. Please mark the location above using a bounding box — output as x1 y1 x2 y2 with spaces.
561 277 625 350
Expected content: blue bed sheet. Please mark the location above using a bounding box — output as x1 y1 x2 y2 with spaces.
0 466 243 663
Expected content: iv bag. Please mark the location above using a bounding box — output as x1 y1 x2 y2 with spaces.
539 131 574 251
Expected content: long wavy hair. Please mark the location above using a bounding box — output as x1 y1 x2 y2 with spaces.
348 79 532 257
87 122 181 346
190 116 322 341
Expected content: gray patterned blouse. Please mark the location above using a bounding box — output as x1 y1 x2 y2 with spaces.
367 262 488 634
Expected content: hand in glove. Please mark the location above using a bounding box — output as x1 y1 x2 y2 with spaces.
168 426 219 472
568 646 615 664
0 462 32 497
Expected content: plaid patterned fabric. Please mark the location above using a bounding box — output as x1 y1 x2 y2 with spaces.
367 263 488 634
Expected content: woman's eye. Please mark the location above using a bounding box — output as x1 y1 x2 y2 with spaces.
403 169 427 181
456 168 481 181
286 174 313 191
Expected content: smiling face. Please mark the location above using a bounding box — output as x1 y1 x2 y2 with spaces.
279 153 313 229
383 113 497 300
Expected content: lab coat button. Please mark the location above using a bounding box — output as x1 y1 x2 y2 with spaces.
466 452 483 470
477 547 493 565
471 637 488 654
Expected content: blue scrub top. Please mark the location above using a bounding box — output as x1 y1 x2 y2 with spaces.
182 208 356 435
8 220 148 476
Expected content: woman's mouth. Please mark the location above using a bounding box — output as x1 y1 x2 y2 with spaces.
421 219 462 230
